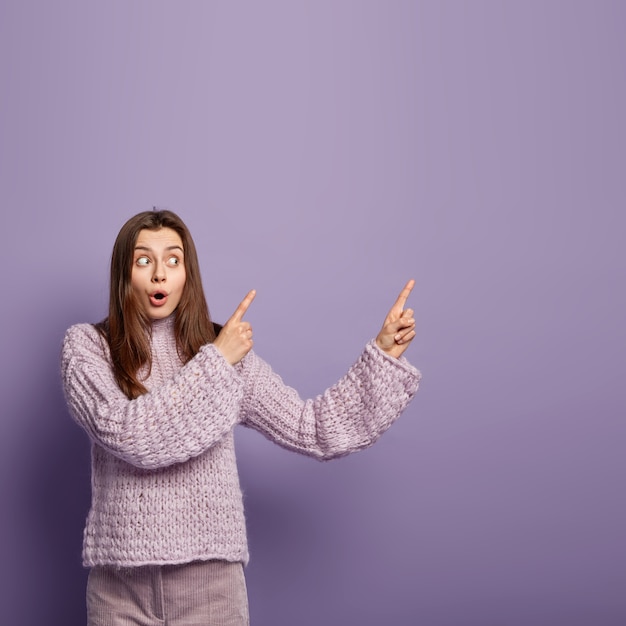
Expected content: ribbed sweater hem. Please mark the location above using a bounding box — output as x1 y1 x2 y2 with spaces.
84 551 249 569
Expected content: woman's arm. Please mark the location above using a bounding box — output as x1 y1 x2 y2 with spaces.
239 343 420 459
239 281 421 459
61 324 244 469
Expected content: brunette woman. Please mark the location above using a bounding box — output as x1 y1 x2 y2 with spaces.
61 209 421 626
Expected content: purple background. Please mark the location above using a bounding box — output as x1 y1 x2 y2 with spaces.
1 1 625 624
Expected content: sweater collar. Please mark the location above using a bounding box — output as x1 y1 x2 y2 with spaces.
150 313 176 334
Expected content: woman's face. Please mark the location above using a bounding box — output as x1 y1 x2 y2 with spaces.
131 227 187 320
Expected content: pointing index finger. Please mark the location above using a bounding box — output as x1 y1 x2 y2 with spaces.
393 279 415 312
231 289 256 323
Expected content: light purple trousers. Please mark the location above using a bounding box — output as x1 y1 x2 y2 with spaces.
86 560 250 626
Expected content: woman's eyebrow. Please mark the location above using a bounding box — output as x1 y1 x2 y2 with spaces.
134 245 184 253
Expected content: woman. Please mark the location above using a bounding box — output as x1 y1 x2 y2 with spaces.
61 209 421 625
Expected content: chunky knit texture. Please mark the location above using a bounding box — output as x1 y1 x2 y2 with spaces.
61 315 421 568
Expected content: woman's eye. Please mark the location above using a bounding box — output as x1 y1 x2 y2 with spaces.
136 257 150 266
167 257 180 266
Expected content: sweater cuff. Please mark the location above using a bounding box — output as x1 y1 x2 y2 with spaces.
200 342 240 372
366 339 422 381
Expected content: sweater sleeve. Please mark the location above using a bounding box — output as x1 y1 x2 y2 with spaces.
60 324 244 469
238 340 421 460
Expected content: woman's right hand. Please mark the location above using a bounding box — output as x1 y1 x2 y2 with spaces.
213 290 256 365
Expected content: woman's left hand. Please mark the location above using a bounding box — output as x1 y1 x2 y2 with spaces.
375 279 416 359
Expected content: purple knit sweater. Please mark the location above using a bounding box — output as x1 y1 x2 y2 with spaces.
61 315 421 568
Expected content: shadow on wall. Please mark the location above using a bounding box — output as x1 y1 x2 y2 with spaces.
11 333 91 624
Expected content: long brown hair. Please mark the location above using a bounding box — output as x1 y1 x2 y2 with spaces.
96 210 218 399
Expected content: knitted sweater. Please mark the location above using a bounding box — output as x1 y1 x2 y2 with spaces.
61 315 421 568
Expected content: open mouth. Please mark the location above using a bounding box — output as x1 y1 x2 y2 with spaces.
149 291 168 306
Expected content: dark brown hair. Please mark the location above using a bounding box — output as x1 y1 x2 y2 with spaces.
96 210 218 399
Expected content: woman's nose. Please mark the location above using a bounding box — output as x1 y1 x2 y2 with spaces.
152 264 166 282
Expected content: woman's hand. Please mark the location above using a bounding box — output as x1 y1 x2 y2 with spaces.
375 279 416 359
213 290 256 365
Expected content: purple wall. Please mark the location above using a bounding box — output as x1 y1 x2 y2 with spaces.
1 1 624 624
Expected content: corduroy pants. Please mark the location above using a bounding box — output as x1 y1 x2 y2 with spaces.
86 560 249 626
